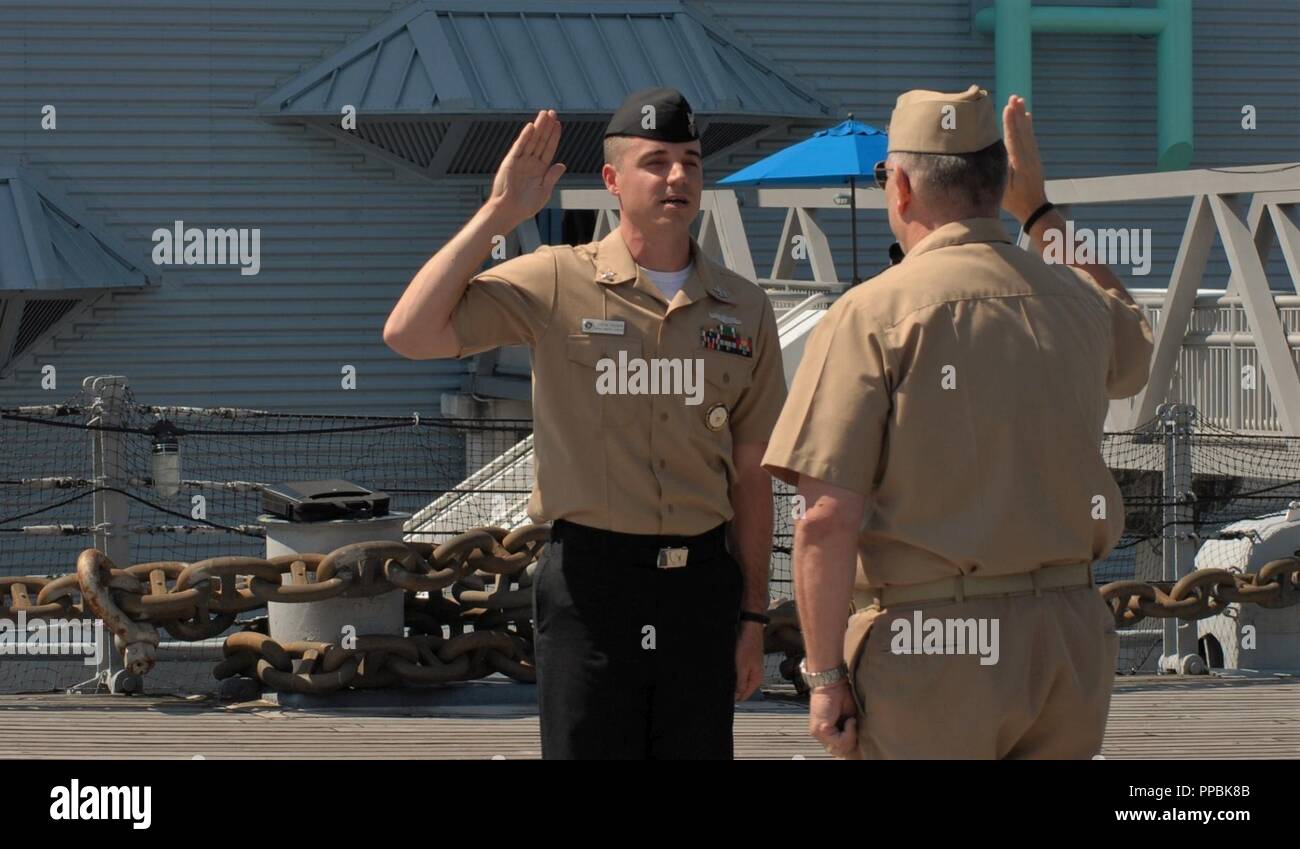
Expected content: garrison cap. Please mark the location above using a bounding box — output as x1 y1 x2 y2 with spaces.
605 86 699 142
887 85 1000 154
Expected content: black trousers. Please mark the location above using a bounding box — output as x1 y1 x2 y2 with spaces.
532 519 744 760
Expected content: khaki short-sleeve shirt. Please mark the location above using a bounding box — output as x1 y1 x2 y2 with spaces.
451 229 787 535
762 218 1154 588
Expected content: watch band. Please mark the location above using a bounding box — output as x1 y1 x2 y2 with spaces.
799 658 849 689
1021 200 1055 237
739 610 770 626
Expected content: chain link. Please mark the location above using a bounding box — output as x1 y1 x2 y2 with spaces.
1100 559 1300 627
0 523 549 691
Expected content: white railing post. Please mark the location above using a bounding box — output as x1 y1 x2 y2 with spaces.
1159 403 1204 674
69 375 133 693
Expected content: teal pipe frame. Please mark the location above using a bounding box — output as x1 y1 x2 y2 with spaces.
1156 0 1193 171
993 0 1032 135
974 0 1193 170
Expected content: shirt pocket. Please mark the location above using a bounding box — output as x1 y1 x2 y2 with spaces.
699 348 754 412
566 334 645 427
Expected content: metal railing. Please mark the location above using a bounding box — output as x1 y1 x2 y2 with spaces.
520 162 1300 436
1133 289 1300 435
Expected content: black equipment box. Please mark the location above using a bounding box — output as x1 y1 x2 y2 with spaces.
260 479 390 522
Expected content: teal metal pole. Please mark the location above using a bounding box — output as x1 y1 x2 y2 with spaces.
1157 0 1194 170
994 0 1033 113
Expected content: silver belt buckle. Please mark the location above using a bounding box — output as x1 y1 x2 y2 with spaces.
656 546 689 569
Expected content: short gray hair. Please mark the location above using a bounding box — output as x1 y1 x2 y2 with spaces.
888 140 1008 217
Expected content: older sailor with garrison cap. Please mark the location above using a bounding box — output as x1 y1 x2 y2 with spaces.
762 86 1154 759
384 86 787 759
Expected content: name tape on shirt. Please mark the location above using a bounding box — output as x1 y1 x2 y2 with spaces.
580 318 626 336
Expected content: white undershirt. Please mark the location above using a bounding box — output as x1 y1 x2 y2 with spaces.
640 262 693 302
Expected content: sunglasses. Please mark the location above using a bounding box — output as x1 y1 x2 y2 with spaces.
873 160 893 189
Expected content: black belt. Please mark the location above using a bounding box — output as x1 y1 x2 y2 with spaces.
550 519 728 569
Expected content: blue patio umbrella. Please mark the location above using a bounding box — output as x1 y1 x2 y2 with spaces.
718 117 887 285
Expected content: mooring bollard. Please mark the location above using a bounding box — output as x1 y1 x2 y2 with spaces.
258 512 412 646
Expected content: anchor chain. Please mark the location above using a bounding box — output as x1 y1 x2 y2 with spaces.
0 523 552 691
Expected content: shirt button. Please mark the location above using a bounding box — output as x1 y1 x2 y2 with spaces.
660 412 668 422
658 459 666 469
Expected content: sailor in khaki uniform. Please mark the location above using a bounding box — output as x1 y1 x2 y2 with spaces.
761 86 1154 759
384 88 786 759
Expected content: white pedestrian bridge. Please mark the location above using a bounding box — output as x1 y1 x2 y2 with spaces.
409 161 1300 540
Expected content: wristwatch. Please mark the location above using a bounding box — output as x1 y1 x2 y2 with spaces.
799 658 849 690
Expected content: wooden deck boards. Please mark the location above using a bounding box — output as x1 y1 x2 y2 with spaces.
1 676 1296 759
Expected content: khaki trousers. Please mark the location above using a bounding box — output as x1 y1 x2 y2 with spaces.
844 585 1118 759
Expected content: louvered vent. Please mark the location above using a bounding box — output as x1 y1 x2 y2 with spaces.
328 117 769 177
448 119 608 175
10 298 80 360
701 122 765 157
349 120 450 169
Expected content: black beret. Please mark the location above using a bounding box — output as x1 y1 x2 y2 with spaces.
604 86 699 142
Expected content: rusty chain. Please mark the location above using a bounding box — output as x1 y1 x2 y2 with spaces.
213 629 537 694
762 561 1300 692
1099 558 1300 628
0 523 551 689
16 530 1287 694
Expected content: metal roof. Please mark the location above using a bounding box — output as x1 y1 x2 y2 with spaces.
0 165 152 293
256 0 836 176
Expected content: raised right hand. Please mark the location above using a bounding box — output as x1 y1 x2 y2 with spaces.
489 109 567 226
1001 95 1048 223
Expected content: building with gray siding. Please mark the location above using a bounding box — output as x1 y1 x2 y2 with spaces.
0 0 1296 418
